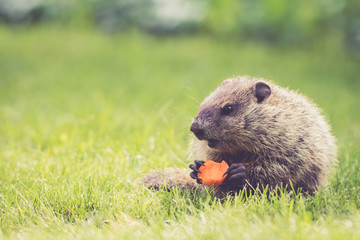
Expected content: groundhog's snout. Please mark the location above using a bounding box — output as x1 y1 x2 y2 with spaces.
191 108 215 140
190 121 205 140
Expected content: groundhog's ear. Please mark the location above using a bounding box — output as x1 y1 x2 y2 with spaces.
254 82 271 103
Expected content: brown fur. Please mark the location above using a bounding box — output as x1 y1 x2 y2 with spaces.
140 168 199 191
140 76 337 195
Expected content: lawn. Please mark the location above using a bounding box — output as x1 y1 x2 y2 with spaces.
0 26 359 239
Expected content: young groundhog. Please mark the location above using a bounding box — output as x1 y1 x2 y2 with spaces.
141 76 337 195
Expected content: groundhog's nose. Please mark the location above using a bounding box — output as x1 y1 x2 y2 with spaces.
190 122 205 140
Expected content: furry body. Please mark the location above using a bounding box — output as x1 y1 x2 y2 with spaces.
142 76 337 195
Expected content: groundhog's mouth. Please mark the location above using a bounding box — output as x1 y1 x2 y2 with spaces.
207 139 219 148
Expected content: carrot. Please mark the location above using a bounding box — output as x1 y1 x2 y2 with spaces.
197 160 229 187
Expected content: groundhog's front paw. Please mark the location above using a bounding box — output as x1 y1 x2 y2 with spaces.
222 163 247 190
189 160 205 184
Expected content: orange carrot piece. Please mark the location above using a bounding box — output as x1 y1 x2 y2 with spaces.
197 160 229 187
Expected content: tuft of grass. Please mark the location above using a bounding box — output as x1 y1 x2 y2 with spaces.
0 26 359 239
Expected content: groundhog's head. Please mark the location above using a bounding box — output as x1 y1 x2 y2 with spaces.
190 77 272 153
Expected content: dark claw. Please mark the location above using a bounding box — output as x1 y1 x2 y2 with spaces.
223 168 230 177
190 171 199 180
194 160 205 166
189 160 206 185
224 172 247 185
221 163 247 190
189 164 202 173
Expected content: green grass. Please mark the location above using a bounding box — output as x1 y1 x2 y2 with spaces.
0 26 359 239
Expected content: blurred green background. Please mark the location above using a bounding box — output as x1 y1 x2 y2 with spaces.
1 0 360 239
1 0 359 147
0 0 360 53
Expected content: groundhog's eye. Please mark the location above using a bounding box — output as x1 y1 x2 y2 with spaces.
221 105 234 115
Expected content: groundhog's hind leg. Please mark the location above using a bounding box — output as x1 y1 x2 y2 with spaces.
139 168 199 191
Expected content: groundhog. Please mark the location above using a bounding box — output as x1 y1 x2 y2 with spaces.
141 76 337 196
